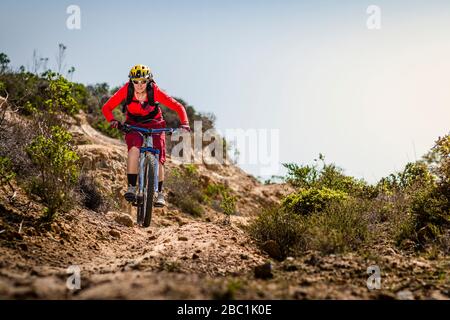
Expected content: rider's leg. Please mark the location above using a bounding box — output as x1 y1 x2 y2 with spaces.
158 163 164 184
124 133 142 201
155 132 166 194
155 162 166 206
127 146 140 175
124 146 140 201
125 131 143 189
157 163 165 193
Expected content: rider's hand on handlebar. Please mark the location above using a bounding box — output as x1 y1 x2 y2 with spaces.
110 119 121 129
179 123 191 132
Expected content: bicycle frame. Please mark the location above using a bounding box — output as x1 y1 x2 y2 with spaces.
139 135 159 194
123 124 175 194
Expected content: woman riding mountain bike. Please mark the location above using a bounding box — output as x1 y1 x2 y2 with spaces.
102 64 190 207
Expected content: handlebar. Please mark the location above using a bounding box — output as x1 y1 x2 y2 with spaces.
117 122 177 134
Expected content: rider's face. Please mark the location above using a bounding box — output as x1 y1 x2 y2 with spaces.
133 80 147 93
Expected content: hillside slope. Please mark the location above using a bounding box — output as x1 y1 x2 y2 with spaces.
0 110 448 300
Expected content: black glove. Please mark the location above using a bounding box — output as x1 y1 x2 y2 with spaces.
110 119 120 129
179 123 191 132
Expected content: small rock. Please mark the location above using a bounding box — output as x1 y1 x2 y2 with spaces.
192 253 199 260
18 243 28 251
261 240 283 261
109 230 121 238
299 278 313 286
283 264 298 272
30 268 40 276
254 262 273 280
396 290 415 300
51 223 61 234
240 254 249 260
114 213 134 227
148 235 157 241
293 289 308 299
8 231 23 241
129 262 143 270
178 236 188 241
286 257 295 262
305 254 320 266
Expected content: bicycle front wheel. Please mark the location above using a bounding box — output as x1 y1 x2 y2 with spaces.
140 155 155 228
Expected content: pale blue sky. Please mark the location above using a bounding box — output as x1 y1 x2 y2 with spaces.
1 0 449 183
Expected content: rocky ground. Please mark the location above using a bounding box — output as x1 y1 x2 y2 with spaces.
0 112 448 300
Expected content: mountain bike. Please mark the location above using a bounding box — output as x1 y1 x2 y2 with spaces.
119 122 175 227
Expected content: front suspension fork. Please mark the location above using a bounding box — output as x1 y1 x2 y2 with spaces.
138 152 160 195
138 153 146 196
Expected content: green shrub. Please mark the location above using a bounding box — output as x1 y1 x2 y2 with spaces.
26 126 80 219
283 154 376 199
202 182 237 220
0 70 83 117
424 134 450 186
281 187 348 216
400 187 450 247
0 71 46 115
377 161 435 194
166 166 204 216
249 199 370 257
389 135 450 249
71 82 89 111
174 197 204 217
42 71 80 115
248 206 306 258
283 162 319 189
304 199 370 254
204 183 228 199
0 156 15 186
184 163 198 176
220 190 237 222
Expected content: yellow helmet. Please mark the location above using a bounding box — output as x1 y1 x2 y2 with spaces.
128 64 152 80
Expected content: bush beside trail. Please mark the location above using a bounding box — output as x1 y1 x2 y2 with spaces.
250 140 450 258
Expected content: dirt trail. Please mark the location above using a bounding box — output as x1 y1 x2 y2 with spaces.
0 114 448 300
0 114 276 299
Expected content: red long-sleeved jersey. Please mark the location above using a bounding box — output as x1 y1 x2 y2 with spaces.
101 82 189 124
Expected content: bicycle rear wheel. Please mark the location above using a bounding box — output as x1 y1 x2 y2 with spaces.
139 155 155 228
